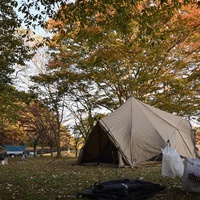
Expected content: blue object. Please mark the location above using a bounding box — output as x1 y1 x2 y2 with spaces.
4 145 26 155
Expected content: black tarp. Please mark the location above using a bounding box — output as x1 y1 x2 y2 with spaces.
78 178 164 200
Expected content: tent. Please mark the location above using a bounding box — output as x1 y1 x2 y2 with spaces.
76 97 198 167
4 145 26 156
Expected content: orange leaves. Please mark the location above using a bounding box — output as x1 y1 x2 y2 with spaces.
179 4 200 28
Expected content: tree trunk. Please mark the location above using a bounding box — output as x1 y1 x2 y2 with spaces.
49 142 53 157
33 136 40 157
55 122 61 158
40 143 44 157
33 142 37 157
56 143 61 157
54 131 61 158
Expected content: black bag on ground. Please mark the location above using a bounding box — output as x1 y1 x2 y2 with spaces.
78 178 164 200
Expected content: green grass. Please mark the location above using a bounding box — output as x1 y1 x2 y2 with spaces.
0 156 199 200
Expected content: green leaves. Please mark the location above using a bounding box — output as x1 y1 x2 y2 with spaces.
0 0 33 85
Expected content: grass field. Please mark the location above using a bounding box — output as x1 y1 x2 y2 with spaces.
0 155 200 200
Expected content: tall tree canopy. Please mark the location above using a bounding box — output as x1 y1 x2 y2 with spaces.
43 2 200 118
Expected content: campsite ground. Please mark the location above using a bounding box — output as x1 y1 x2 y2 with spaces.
0 154 199 200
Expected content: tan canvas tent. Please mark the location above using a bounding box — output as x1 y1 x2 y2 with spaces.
76 97 197 167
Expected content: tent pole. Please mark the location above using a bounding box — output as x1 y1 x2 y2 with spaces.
97 122 101 164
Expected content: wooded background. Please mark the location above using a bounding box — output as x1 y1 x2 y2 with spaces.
0 0 199 157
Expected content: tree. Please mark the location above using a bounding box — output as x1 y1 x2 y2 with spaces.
0 86 31 146
72 130 84 157
30 71 69 157
0 0 32 86
0 0 34 146
46 2 199 120
19 101 60 157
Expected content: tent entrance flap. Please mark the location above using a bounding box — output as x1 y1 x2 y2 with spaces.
77 123 120 165
99 139 118 164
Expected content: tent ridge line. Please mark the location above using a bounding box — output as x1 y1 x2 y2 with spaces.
138 99 182 130
133 98 166 144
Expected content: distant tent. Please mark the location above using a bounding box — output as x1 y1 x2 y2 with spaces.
5 145 26 156
77 97 197 167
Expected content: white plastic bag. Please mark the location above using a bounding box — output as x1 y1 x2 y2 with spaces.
182 157 200 193
162 145 184 178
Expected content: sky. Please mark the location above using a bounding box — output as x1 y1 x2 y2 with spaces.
16 0 49 35
13 1 54 91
